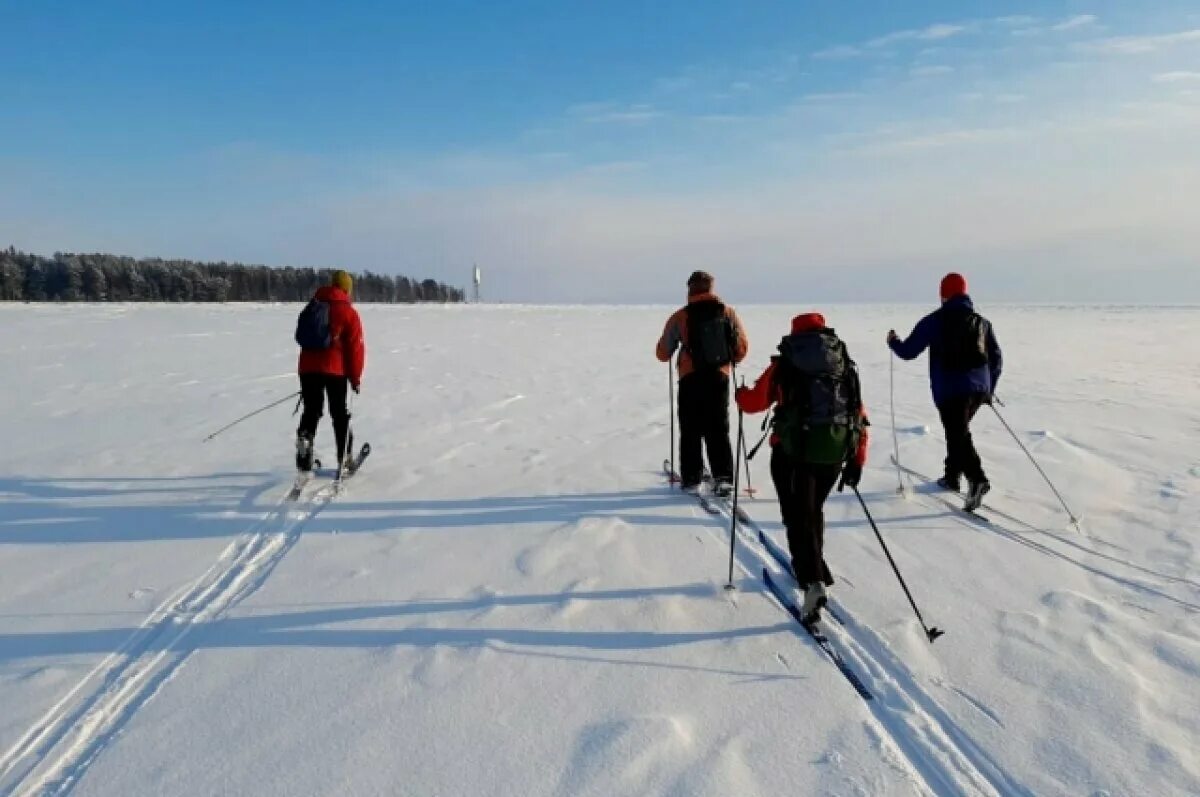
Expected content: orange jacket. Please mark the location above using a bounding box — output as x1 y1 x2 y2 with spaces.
655 292 749 378
735 313 869 467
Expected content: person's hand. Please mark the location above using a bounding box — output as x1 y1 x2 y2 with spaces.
351 382 361 394
887 330 899 345
838 460 862 492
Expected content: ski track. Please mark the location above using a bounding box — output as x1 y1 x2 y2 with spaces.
688 488 1033 797
0 479 341 797
894 459 1200 611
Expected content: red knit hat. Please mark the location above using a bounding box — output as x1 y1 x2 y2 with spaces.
940 272 968 301
791 312 826 334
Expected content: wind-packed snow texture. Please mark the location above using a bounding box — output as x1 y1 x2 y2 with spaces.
1 303 1197 796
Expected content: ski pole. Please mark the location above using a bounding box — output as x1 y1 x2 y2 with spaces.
890 352 906 496
989 404 1081 531
203 391 301 442
746 411 772 461
668 360 678 484
337 389 355 483
737 378 756 497
726 399 745 591
852 486 944 643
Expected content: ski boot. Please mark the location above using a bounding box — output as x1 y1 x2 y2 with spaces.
295 434 315 472
801 582 827 625
936 475 961 492
713 479 734 499
964 480 991 512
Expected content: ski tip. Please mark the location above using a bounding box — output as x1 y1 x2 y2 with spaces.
926 627 946 643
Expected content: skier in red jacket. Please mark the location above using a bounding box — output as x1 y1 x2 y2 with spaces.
735 312 868 622
295 270 365 472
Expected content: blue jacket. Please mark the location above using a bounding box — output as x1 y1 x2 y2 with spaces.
889 295 1002 406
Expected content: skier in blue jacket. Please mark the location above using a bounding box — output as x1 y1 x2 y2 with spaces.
888 273 1003 510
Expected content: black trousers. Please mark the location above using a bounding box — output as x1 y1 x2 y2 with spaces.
298 373 353 463
771 449 839 587
937 393 987 485
678 370 734 486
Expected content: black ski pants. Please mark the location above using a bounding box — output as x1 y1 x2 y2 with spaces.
937 393 988 486
771 448 839 587
298 373 353 463
677 370 734 487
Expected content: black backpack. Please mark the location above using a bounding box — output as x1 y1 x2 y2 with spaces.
934 306 990 372
685 300 734 371
295 300 333 350
772 330 863 463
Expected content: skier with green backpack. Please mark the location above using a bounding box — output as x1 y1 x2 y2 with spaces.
736 312 869 621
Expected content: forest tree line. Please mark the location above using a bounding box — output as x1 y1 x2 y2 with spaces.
0 248 465 303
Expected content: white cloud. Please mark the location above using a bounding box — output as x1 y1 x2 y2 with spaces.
1084 29 1200 55
811 44 862 60
910 65 955 78
1052 15 1098 32
799 92 863 103
996 15 1039 27
569 102 665 124
815 22 970 58
868 23 967 48
1153 71 1200 82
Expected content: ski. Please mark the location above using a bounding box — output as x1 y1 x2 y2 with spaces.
290 442 370 499
756 528 848 626
663 460 721 515
659 461 871 700
286 471 313 501
333 442 372 490
763 568 873 701
889 457 991 523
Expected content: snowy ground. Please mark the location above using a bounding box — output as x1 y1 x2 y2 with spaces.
1 301 1197 797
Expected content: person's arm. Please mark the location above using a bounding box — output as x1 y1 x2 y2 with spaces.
888 313 936 361
656 310 683 363
986 322 1002 393
727 307 749 364
854 404 870 468
345 308 365 389
839 366 870 490
734 361 777 414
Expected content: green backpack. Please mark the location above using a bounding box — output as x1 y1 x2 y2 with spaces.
772 329 863 465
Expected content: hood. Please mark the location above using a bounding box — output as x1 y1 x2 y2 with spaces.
790 312 827 334
314 286 351 303
942 294 974 312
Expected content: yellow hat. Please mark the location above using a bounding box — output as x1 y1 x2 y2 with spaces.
331 270 353 294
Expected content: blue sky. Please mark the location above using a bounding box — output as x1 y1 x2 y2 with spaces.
2 1 1199 301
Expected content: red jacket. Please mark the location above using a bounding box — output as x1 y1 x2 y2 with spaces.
735 313 869 467
297 286 366 386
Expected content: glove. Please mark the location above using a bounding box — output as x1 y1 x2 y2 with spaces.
886 330 899 345
838 460 862 492
351 382 361 394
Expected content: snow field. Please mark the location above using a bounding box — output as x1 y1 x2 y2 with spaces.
0 302 1197 796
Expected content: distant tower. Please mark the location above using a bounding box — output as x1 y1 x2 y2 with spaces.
472 264 482 303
